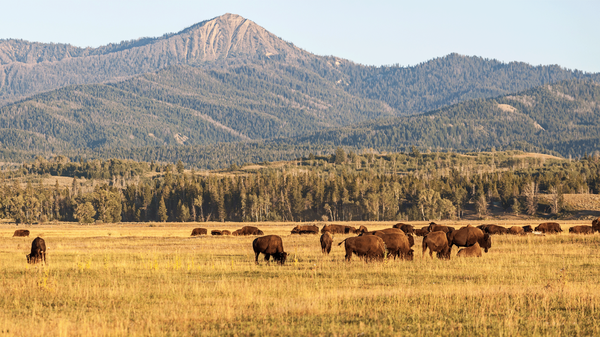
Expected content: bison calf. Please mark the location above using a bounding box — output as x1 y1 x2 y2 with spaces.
190 228 207 236
253 235 288 265
457 242 482 257
26 237 46 265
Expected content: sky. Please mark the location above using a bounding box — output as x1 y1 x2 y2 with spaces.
2 0 599 72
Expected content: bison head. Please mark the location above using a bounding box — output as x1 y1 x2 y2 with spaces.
481 234 492 253
26 254 32 264
405 249 414 261
275 252 288 265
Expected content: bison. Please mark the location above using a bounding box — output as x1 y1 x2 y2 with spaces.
232 229 242 236
211 230 222 235
361 228 404 236
508 226 524 235
569 225 594 234
338 235 385 262
236 226 264 236
415 227 429 237
393 223 415 234
407 234 415 248
252 235 288 265
422 231 451 259
523 225 534 233
373 232 413 261
221 230 231 235
535 222 562 234
482 224 509 235
291 225 319 235
320 232 333 254
592 217 600 232
428 224 455 235
448 225 491 253
26 237 46 264
457 242 482 258
321 224 356 234
357 225 369 234
190 228 207 236
13 229 30 237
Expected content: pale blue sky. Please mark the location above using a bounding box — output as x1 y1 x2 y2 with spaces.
2 0 598 72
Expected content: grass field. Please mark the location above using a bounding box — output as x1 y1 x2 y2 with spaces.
1 221 599 336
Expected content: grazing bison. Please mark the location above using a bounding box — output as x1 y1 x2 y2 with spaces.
221 230 231 235
322 224 356 234
457 242 482 258
252 235 288 265
190 228 207 236
291 225 319 235
569 225 594 235
374 232 413 260
338 235 385 262
448 225 491 253
13 229 30 237
357 225 369 234
482 224 509 235
508 226 525 235
523 225 534 233
535 222 562 234
415 227 429 237
393 223 415 234
320 232 333 254
211 230 223 235
26 237 46 264
236 226 264 236
422 231 451 259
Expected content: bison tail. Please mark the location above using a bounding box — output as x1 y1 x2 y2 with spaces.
337 239 347 246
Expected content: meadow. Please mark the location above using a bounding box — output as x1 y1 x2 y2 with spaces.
1 220 599 336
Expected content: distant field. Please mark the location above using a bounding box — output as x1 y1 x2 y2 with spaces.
1 221 599 336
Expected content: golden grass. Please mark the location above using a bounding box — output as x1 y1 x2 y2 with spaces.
0 221 599 336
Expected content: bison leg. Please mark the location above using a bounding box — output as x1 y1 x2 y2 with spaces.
264 254 271 264
255 252 260 265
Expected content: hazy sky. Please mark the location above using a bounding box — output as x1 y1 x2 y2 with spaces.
2 0 598 72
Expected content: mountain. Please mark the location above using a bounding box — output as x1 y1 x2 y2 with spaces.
0 13 310 106
1 13 599 165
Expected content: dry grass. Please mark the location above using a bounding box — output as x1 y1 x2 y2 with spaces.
0 221 599 336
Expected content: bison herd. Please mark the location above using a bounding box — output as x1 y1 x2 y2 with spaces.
8 217 600 266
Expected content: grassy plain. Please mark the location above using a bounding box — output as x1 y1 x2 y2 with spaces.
1 221 599 336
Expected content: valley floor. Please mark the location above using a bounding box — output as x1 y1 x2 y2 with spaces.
1 221 599 336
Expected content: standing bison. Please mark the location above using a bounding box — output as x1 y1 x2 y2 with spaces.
422 231 451 259
26 237 46 264
457 242 482 257
291 225 319 235
535 222 562 234
13 229 30 237
320 232 333 254
393 223 415 234
374 232 413 261
190 228 207 236
235 226 264 236
448 225 491 253
338 236 385 262
253 235 288 265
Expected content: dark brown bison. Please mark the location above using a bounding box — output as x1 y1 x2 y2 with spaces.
393 223 415 234
291 225 319 235
569 225 594 234
415 227 429 237
448 225 491 253
321 224 356 234
428 224 455 234
523 225 533 233
422 231 451 259
482 224 509 235
407 234 415 248
211 230 222 235
190 228 207 236
338 235 385 262
232 229 242 236
373 232 413 260
477 224 490 232
26 237 46 264
535 222 562 234
320 232 333 254
457 242 482 257
252 235 288 265
13 229 30 237
221 230 231 235
357 225 369 234
236 226 264 236
508 226 524 235
592 217 600 232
